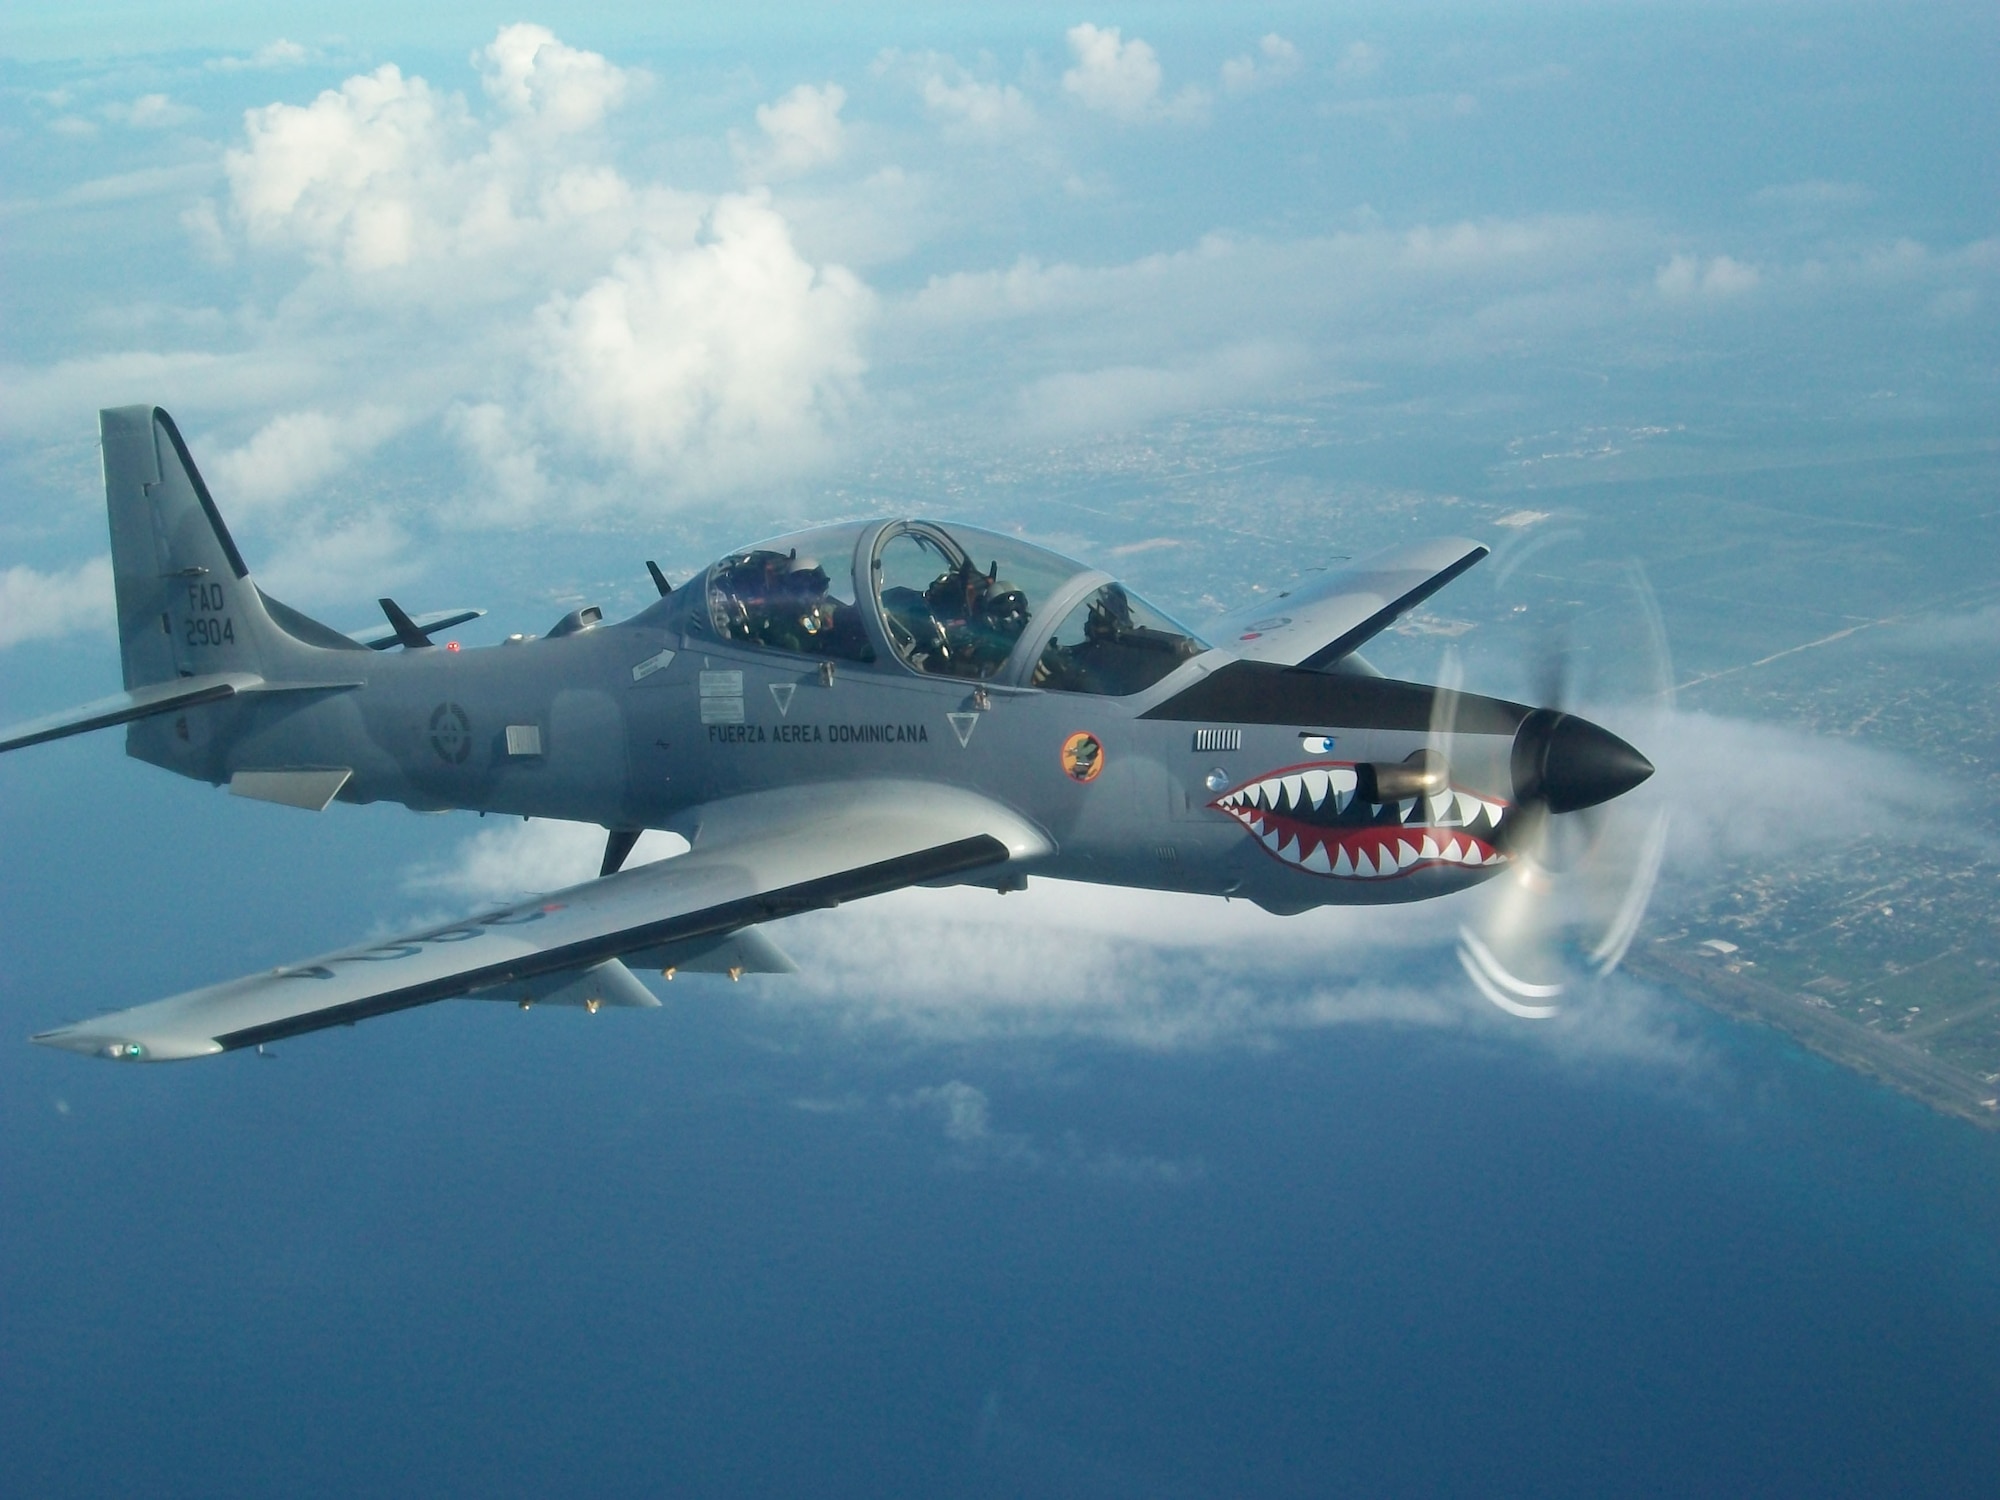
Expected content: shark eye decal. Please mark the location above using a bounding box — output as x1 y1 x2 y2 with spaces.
1061 731 1105 783
1211 762 1509 879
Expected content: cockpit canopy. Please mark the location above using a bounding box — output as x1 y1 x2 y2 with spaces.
705 523 877 665
694 519 1207 695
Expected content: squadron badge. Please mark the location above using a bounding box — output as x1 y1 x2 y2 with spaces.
1060 731 1104 784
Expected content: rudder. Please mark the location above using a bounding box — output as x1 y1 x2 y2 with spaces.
102 406 270 688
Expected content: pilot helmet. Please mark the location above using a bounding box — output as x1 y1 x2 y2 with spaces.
983 584 1030 631
783 555 829 594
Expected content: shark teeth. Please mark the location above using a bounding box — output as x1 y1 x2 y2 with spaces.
1216 766 1359 819
1246 829 1505 879
1211 760 1513 879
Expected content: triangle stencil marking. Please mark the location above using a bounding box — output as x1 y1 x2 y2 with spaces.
947 712 980 748
769 683 796 717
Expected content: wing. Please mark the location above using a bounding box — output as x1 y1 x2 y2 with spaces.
33 782 1049 1061
1204 538 1488 670
0 672 360 755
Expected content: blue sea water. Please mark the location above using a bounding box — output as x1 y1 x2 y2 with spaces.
4 724 1999 1499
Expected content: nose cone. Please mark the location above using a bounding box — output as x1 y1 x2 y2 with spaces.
1511 708 1654 814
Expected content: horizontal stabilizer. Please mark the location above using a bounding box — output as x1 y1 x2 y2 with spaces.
228 768 353 812
1204 538 1489 670
0 673 360 755
349 606 484 651
466 958 660 1010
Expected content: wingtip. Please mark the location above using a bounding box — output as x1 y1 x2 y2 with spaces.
29 1027 221 1062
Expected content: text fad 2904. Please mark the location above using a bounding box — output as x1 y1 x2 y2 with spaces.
183 580 235 647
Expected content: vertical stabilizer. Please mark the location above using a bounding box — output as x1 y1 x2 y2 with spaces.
101 406 269 688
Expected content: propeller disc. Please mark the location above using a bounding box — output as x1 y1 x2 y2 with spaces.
1448 543 1674 1017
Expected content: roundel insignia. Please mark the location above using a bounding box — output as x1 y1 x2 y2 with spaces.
1060 731 1105 784
1238 614 1291 642
429 702 472 764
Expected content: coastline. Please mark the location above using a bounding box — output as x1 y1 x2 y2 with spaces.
1628 946 2000 1131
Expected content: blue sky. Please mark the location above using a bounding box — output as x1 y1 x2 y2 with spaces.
3 7 1999 1494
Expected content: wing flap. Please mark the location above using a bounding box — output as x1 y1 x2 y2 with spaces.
32 782 1047 1061
1204 538 1488 669
466 958 661 1010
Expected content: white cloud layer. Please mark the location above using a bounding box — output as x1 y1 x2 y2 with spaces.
207 405 404 511
252 511 421 610
0 557 114 649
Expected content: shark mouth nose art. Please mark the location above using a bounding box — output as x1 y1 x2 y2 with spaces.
1210 763 1508 879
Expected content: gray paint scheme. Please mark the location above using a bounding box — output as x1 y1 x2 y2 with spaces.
6 406 1652 1061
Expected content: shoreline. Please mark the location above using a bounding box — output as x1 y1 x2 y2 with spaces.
1628 946 2000 1131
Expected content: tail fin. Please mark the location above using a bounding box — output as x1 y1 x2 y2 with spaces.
100 406 360 689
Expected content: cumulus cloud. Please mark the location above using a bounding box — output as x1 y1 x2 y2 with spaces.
198 29 872 510
734 83 847 182
530 192 871 490
206 405 404 511
1221 34 1302 96
0 557 114 649
225 64 470 271
1062 24 1205 124
884 51 1038 138
902 1079 998 1144
223 29 641 274
1655 253 1760 299
929 76 1033 137
477 22 635 132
